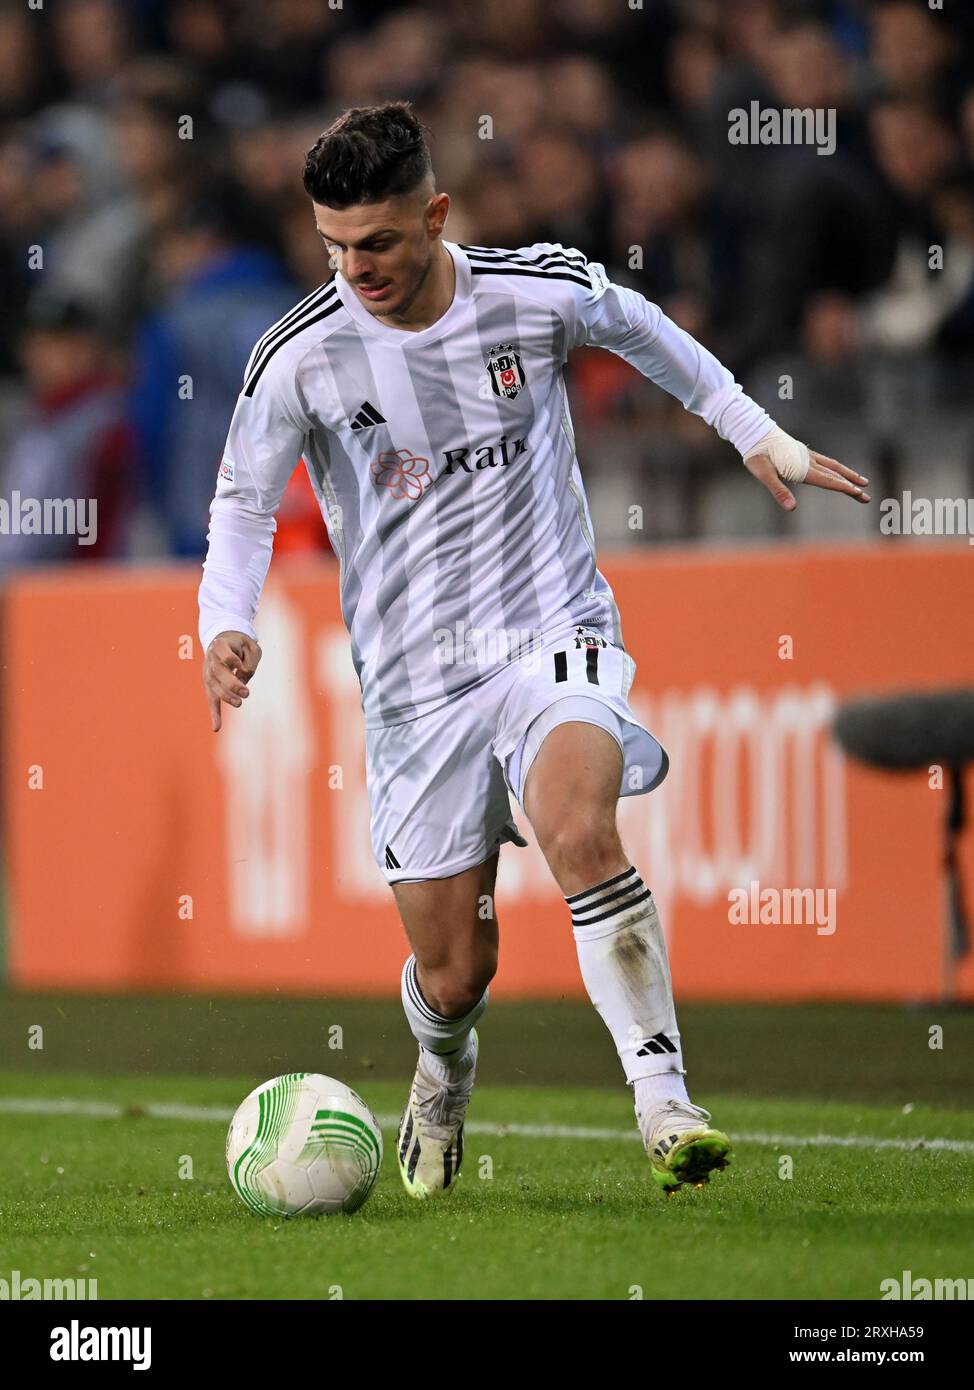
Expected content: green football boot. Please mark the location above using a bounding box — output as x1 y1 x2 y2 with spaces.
640 1099 732 1194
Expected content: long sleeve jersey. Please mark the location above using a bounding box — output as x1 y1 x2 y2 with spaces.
198 240 773 727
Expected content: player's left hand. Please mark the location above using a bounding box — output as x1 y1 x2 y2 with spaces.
743 429 870 511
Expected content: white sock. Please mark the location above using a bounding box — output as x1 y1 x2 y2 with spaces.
633 1072 692 1111
566 866 690 1109
401 954 487 1066
421 1032 477 1083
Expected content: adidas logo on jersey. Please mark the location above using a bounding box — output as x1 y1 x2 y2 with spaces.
350 401 387 432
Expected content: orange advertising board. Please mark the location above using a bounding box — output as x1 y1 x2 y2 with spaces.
3 545 973 1001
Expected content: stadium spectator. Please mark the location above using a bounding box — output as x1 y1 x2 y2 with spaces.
128 177 299 556
22 104 143 343
0 292 132 569
51 0 135 108
0 3 56 123
933 170 974 358
0 0 970 564
858 100 962 355
866 0 963 105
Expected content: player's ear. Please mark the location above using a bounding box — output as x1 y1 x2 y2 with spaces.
426 191 449 235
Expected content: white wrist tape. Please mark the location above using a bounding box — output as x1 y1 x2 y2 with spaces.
742 427 811 484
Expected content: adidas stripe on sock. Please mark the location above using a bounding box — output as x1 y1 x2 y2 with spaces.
401 954 488 1057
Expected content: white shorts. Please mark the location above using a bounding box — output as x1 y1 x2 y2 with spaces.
365 623 667 883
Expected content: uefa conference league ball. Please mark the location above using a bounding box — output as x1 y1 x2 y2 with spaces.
227 1073 383 1216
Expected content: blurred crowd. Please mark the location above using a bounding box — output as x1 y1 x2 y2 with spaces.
1 0 973 565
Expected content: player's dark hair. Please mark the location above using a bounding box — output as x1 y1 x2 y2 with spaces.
303 102 434 208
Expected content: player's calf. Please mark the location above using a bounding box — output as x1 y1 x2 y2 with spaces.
523 720 731 1192
393 859 498 1199
397 954 488 1199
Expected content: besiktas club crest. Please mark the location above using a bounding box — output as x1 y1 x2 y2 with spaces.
486 343 525 399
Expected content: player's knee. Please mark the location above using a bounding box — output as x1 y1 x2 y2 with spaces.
421 957 495 1018
542 815 624 889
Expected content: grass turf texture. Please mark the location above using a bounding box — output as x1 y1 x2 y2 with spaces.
1 1070 972 1301
2 995 973 1106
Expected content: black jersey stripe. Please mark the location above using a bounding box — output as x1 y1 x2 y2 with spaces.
243 283 340 392
468 264 593 290
248 279 335 356
460 244 588 271
243 295 345 397
463 250 590 277
244 281 337 378
463 251 588 273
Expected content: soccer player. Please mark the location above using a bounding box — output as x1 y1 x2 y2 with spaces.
199 103 869 1197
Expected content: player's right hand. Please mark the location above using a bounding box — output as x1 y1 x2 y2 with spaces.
203 631 262 732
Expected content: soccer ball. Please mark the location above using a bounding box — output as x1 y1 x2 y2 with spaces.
226 1073 383 1216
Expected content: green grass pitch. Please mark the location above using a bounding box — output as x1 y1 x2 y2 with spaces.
2 1067 973 1301
1 998 972 1300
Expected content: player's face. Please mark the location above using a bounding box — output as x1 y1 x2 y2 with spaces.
313 189 448 317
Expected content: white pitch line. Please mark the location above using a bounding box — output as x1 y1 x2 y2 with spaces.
426 1120 974 1154
1 1096 972 1155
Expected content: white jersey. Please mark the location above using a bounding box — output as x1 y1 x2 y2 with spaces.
198 240 773 728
